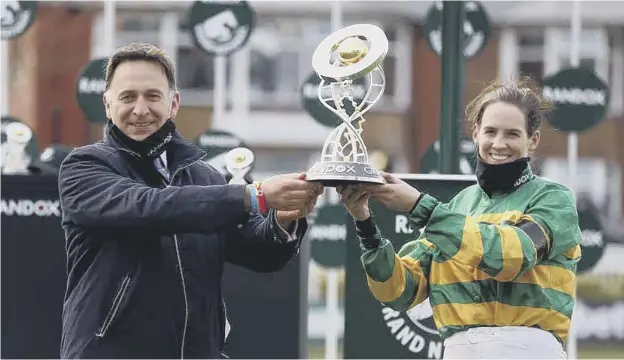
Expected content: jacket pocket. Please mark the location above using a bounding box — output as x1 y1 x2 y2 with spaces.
95 274 132 338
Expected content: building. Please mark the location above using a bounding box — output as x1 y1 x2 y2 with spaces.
5 0 624 220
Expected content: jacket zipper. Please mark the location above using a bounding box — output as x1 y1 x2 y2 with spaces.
95 274 131 338
172 234 189 359
168 156 206 359
119 150 205 358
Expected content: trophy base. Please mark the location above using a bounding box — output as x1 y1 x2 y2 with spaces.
305 161 386 187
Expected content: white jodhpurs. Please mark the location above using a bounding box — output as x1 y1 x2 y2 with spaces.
443 326 567 359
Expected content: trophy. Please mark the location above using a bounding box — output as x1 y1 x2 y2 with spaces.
224 147 254 185
1 122 33 174
305 24 389 187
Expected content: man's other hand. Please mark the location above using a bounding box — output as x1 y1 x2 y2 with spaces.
262 173 323 212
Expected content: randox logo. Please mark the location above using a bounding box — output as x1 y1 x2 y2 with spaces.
78 77 106 95
581 229 603 247
307 224 346 241
308 163 381 177
381 300 444 359
1 199 61 217
542 86 607 106
198 134 242 148
514 173 531 187
147 133 173 157
1 1 36 40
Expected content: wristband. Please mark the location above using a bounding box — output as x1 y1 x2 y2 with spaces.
355 216 382 249
247 185 259 213
253 181 268 214
409 192 426 214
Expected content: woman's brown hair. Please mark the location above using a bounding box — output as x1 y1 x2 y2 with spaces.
466 77 553 136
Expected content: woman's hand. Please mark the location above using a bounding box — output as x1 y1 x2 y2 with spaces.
336 184 371 221
362 172 422 213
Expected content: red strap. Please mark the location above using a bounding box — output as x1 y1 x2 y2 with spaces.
254 182 267 214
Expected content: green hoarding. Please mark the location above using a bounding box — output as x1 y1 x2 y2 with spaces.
344 174 476 359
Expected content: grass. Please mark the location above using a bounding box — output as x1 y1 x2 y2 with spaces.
578 344 624 359
307 343 624 359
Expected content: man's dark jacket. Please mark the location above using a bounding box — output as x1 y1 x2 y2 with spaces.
58 125 306 359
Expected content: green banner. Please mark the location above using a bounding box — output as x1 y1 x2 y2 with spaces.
195 128 246 175
1 1 37 40
420 138 476 175
188 0 255 57
344 175 475 359
542 67 610 132
576 200 605 274
75 58 108 124
308 190 348 268
423 1 491 60
39 144 74 169
300 72 367 128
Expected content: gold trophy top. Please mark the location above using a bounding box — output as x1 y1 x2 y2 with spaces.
312 23 388 81
234 154 246 165
337 36 369 65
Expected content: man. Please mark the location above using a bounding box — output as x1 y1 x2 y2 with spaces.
58 43 323 359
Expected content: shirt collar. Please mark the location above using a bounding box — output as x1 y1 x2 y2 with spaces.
160 151 167 168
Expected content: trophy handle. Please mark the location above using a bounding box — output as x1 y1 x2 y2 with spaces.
316 65 386 124
316 65 386 165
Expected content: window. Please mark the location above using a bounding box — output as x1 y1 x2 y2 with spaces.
516 27 609 81
250 147 319 177
117 12 160 32
560 58 597 72
113 10 411 111
247 18 321 108
382 57 396 97
550 28 610 82
513 27 622 116
517 28 545 83
114 12 161 50
177 46 232 90
246 16 404 110
519 61 544 84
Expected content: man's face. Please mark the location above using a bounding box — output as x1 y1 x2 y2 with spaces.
104 60 180 141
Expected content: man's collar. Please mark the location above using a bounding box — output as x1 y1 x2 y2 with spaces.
103 120 206 171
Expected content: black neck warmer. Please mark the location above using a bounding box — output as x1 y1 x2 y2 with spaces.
108 119 175 159
475 155 533 196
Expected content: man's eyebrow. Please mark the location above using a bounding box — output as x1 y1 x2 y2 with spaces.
117 89 135 98
144 89 165 95
117 89 165 97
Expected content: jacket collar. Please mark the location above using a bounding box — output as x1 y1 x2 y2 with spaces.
480 164 535 198
103 120 206 173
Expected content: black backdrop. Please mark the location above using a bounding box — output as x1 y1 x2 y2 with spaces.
1 174 307 359
1 175 67 358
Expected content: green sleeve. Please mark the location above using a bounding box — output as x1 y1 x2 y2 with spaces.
360 237 434 312
408 186 582 282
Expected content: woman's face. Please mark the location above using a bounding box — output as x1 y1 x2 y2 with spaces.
472 102 540 165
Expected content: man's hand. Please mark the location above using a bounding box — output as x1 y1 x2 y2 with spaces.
337 184 371 221
276 200 317 227
261 172 324 212
361 172 421 213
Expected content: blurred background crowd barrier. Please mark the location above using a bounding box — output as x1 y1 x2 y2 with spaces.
1 1 623 359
